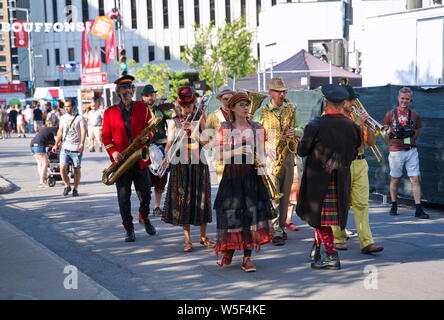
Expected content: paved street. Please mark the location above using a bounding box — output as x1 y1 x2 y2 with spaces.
1 134 444 300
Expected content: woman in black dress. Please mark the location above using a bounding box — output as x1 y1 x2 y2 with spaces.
214 92 274 272
162 86 215 253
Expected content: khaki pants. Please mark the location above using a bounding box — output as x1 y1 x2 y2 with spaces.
269 154 295 237
332 159 374 249
88 126 103 149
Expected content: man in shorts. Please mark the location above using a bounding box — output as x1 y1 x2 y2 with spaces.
52 100 87 197
382 87 429 219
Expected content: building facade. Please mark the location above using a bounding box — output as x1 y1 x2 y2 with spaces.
0 0 11 82
25 0 299 88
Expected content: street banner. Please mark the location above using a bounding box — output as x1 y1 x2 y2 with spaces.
82 21 94 69
81 72 108 86
14 21 29 48
0 83 25 93
91 16 113 40
106 29 117 64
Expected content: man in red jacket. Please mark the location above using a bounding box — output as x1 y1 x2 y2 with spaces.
102 75 156 242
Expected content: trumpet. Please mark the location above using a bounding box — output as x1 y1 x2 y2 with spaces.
157 95 211 177
351 101 389 137
351 100 386 163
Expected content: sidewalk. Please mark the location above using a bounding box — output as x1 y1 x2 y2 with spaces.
0 218 118 300
0 175 14 194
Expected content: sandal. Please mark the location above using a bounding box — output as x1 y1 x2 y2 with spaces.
200 236 216 248
183 242 193 252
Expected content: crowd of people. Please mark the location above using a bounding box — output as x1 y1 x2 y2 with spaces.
2 74 429 273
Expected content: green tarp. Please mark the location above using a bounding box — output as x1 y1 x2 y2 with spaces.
356 85 444 205
205 85 444 204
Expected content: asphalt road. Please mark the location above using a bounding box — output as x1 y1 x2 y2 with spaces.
1 134 444 300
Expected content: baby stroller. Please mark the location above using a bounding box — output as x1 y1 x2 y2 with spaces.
47 150 74 187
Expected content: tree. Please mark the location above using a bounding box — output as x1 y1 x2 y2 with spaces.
181 18 257 90
119 61 188 100
169 72 189 101
217 18 258 80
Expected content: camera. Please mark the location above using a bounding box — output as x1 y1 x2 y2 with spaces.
392 122 415 139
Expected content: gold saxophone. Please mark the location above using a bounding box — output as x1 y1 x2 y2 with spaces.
255 154 283 201
272 101 298 177
246 91 282 201
102 116 162 185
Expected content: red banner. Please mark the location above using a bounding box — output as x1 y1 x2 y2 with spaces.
14 21 29 48
0 83 26 93
81 72 108 86
106 29 117 64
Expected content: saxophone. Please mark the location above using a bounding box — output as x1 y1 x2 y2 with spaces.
102 116 162 185
271 101 298 177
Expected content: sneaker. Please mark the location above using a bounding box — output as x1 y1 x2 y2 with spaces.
140 216 156 235
272 236 285 246
153 207 165 217
241 256 257 272
125 229 136 242
63 186 72 196
389 205 399 216
72 189 79 197
89 148 95 152
415 209 430 219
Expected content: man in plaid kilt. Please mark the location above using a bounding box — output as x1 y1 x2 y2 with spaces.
296 84 361 270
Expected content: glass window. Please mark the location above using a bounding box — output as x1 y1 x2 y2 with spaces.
53 0 58 23
194 0 200 25
82 0 89 22
179 0 184 28
68 48 75 61
55 48 60 66
149 46 155 61
241 0 246 17
99 0 105 16
133 46 139 63
131 0 137 29
164 46 170 60
225 0 231 23
163 0 169 28
210 0 215 22
147 0 153 29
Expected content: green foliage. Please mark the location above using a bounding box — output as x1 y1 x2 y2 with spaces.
169 72 189 101
181 18 257 91
120 61 188 99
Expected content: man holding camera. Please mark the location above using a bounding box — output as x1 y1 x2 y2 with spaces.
382 87 429 219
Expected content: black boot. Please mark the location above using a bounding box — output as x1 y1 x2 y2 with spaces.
311 251 341 270
309 241 321 262
125 228 136 242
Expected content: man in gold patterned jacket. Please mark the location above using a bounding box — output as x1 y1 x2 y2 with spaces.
252 78 299 246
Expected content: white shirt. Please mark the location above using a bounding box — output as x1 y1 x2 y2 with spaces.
60 113 85 151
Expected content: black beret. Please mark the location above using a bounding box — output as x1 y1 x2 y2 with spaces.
321 84 350 102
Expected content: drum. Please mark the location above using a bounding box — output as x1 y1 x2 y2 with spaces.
148 144 166 176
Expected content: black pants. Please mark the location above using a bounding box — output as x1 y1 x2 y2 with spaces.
116 163 152 230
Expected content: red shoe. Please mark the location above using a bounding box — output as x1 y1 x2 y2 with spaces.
285 223 298 231
241 256 256 272
218 252 234 267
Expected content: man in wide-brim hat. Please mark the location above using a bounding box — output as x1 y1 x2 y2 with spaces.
252 77 299 247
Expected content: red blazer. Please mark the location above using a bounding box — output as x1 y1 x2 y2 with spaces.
102 101 154 169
